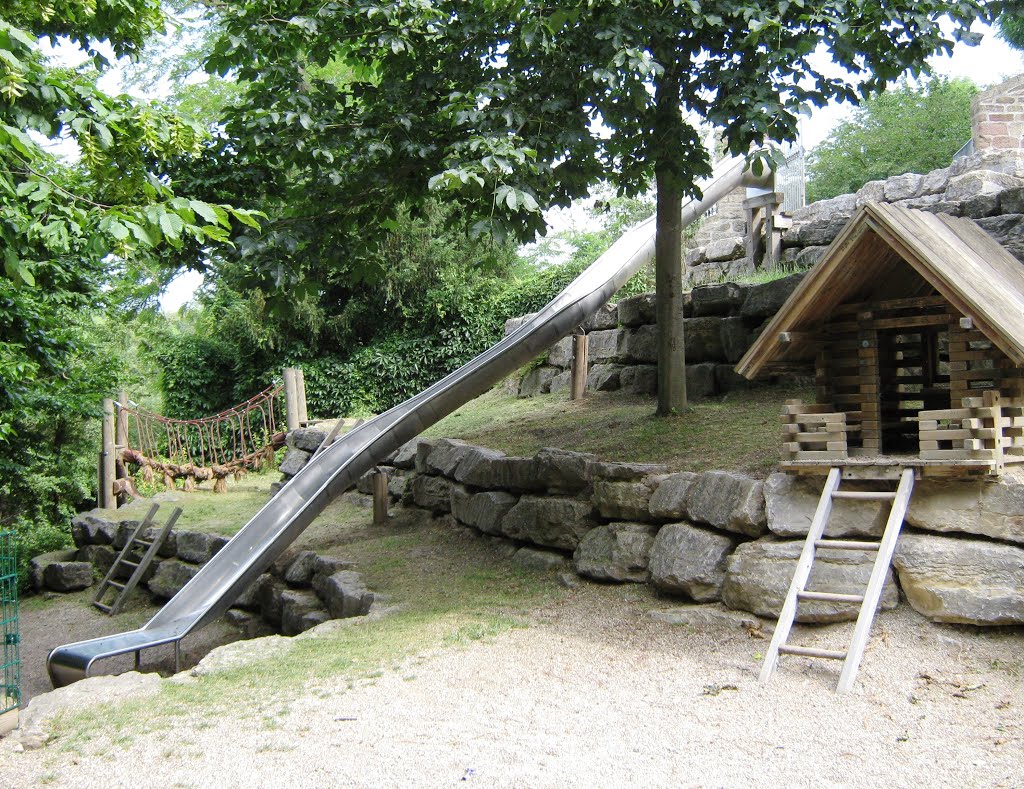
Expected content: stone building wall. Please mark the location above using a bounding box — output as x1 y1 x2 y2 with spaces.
972 75 1024 152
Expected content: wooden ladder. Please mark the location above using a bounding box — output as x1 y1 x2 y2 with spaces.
93 503 181 616
759 466 915 693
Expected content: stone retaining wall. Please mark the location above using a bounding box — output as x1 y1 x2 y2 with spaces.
33 512 376 637
331 436 1024 627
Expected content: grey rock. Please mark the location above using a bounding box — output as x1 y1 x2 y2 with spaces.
549 370 572 394
286 427 328 453
558 572 581 589
692 282 745 317
284 550 319 585
739 273 805 319
503 313 536 336
420 438 472 477
279 448 311 477
794 217 848 248
312 555 354 578
893 532 1024 625
518 365 558 397
765 472 888 538
920 167 951 196
893 194 943 211
719 316 752 363
391 438 431 470
450 486 518 535
573 522 659 583
231 573 270 611
790 245 829 269
147 559 200 600
649 472 699 520
906 474 1024 545
853 180 887 205
1000 186 1024 214
683 317 725 363
650 603 761 631
617 292 658 327
312 570 374 619
962 193 1001 219
176 531 229 564
450 445 506 485
456 454 544 493
619 365 658 395
70 513 117 547
513 547 568 572
648 522 735 601
76 545 116 577
225 608 276 639
976 214 1024 262
533 447 598 494
883 173 923 202
617 325 658 364
705 236 745 262
923 200 963 217
722 539 897 622
357 465 395 495
501 496 598 551
592 477 663 521
411 474 455 514
29 549 78 593
279 589 328 636
547 336 574 368
688 471 766 537
583 302 619 331
944 170 1024 202
587 363 624 391
715 364 756 393
42 560 93 593
587 329 622 363
259 579 287 626
685 246 708 266
685 362 718 399
589 461 670 482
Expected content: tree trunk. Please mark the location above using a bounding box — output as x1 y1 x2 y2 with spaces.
653 62 687 416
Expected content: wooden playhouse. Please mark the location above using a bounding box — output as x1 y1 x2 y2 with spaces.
736 201 1024 479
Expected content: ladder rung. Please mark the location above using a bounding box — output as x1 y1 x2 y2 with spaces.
831 491 896 501
815 539 880 551
108 581 126 590
778 645 847 660
134 539 153 548
121 560 139 568
93 602 112 613
798 591 865 604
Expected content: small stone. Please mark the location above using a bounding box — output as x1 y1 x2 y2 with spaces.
650 603 761 631
513 547 568 571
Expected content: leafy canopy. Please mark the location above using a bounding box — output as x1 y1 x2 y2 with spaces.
806 76 979 203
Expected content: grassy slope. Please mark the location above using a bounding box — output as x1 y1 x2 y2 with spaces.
424 384 810 476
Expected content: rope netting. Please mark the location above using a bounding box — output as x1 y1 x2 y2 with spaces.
118 383 288 493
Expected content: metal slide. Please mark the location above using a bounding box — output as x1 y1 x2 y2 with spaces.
48 155 764 687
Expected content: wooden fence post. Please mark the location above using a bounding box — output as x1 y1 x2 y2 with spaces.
101 398 116 509
372 470 389 525
570 332 589 401
295 367 308 425
114 390 130 506
283 367 300 432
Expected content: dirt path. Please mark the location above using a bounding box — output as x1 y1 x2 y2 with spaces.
3 582 1022 788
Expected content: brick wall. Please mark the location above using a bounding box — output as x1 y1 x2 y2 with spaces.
972 74 1024 152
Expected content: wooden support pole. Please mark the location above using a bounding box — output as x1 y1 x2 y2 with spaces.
283 368 300 432
372 470 389 525
295 368 308 425
101 398 116 509
570 333 589 401
114 390 130 506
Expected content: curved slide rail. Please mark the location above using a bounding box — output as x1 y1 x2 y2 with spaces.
48 155 765 687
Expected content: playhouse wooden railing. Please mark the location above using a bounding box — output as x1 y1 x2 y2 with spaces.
918 391 1024 473
781 400 851 462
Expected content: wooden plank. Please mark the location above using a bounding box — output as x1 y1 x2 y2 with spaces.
781 403 837 415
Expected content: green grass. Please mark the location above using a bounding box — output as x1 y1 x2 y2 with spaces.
425 384 811 475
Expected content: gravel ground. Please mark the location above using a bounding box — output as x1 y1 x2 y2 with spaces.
1 583 1021 788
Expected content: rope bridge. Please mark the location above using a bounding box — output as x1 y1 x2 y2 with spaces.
118 383 288 494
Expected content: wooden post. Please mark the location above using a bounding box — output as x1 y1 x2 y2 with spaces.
295 368 308 425
372 470 389 524
114 390 130 506
570 332 589 400
283 367 300 432
101 398 116 509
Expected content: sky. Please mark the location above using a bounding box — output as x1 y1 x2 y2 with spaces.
43 19 1024 312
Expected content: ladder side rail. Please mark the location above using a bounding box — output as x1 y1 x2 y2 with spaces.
93 503 160 609
110 507 182 616
836 468 915 693
759 467 842 683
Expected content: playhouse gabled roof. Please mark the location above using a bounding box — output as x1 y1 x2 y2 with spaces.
736 201 1024 378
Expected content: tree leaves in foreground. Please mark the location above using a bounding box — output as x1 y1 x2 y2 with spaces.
806 76 979 203
201 0 993 413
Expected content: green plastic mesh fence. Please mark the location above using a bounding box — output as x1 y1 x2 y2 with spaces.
0 532 19 714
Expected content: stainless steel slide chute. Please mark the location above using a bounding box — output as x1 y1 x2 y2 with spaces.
47 155 764 687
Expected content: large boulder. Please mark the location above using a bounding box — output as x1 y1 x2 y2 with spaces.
70 513 117 547
691 282 745 317
311 570 374 619
587 364 624 391
279 448 311 477
533 447 597 494
76 545 117 577
682 317 725 363
417 438 471 477
722 539 898 622
587 329 622 363
573 522 658 583
685 363 718 399
764 473 889 538
501 496 598 551
687 472 766 537
390 438 432 470
740 273 805 319
356 465 395 495
29 549 78 593
147 560 200 600
589 461 669 482
592 476 663 521
176 531 229 564
519 366 558 397
279 589 329 636
616 293 657 327
906 475 1024 545
112 521 178 558
648 472 698 520
454 451 544 493
617 325 658 364
546 336 574 368
892 532 1024 625
619 365 658 395
976 214 1024 263
584 303 619 331
450 486 518 535
944 170 1024 202
286 427 328 453
719 317 753 363
283 550 319 586
648 523 735 602
42 561 93 593
410 475 455 514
